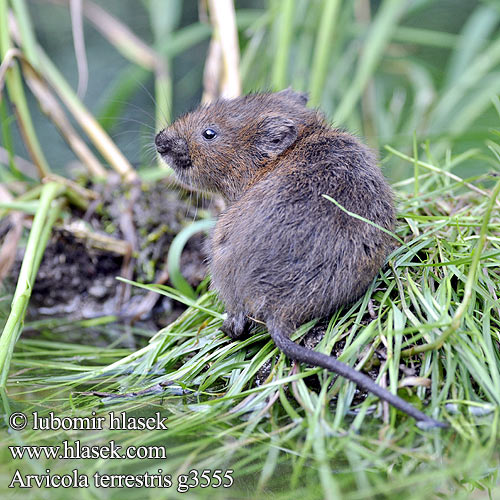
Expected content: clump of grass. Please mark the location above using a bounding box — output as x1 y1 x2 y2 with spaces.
2 145 499 499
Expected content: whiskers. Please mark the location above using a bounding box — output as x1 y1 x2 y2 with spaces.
96 71 177 170
97 80 213 220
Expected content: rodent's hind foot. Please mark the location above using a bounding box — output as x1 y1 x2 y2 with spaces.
221 312 251 339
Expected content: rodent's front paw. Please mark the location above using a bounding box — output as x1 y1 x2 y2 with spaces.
220 312 251 340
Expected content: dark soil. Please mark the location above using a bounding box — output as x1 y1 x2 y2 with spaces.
9 177 215 330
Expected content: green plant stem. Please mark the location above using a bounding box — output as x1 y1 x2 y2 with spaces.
0 99 18 176
349 24 458 48
401 177 500 357
10 0 39 64
167 219 216 299
413 132 419 196
0 0 50 177
309 0 341 106
150 0 181 127
0 200 39 213
430 35 500 132
334 0 405 123
271 0 294 90
0 182 64 386
322 194 405 245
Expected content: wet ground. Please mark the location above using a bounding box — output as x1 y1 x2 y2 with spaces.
8 178 214 330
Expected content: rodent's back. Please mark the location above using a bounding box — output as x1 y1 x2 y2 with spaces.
209 128 395 327
155 91 451 428
155 89 395 324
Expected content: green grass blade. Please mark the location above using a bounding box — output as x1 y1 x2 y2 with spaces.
334 0 406 123
271 0 295 90
166 219 216 299
444 4 500 90
309 0 341 106
0 182 64 386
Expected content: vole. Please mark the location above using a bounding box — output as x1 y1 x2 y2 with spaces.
155 89 447 429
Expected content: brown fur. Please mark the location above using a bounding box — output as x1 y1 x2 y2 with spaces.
156 89 394 332
155 89 447 428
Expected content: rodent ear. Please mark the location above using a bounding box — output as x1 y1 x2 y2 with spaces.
256 116 298 155
277 87 309 106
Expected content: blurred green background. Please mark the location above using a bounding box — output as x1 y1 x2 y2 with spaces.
5 0 499 181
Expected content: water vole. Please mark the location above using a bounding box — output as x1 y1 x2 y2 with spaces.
155 89 446 428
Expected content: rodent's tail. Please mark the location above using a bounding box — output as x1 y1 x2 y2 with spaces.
269 323 448 429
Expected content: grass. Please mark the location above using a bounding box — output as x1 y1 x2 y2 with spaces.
1 151 499 499
0 0 499 498
0 182 64 385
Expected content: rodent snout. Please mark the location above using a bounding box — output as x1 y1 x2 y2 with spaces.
155 130 191 169
155 130 188 155
155 130 172 155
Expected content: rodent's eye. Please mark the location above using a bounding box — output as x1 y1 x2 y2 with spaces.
202 128 217 140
